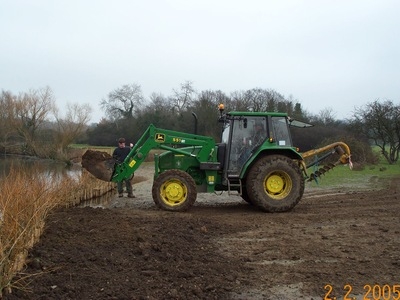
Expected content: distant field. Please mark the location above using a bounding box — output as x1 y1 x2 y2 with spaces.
70 144 114 154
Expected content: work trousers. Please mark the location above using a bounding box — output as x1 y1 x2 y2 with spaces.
117 179 132 195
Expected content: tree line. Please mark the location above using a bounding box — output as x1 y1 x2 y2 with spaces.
0 87 91 162
89 81 320 146
1 82 399 165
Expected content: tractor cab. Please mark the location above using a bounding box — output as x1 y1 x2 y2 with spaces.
219 112 295 178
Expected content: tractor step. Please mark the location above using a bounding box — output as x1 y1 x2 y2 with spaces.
227 176 242 195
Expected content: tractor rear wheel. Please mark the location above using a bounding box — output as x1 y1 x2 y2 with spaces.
246 155 304 212
241 187 253 205
152 169 197 212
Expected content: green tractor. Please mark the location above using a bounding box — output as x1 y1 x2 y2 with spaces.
82 105 352 212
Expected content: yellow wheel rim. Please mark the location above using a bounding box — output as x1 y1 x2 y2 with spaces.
160 179 187 206
264 171 292 200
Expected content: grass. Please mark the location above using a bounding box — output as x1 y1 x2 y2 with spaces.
306 159 400 191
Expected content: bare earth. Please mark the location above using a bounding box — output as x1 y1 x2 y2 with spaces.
4 163 400 300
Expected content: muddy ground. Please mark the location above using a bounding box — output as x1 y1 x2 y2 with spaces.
4 164 400 300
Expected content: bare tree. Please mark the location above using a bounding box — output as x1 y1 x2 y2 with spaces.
0 91 19 152
313 108 337 125
14 87 56 155
137 93 174 130
148 92 173 115
54 103 92 156
230 90 252 111
193 90 228 138
100 83 143 120
229 88 287 112
170 81 195 113
248 88 286 112
352 100 400 164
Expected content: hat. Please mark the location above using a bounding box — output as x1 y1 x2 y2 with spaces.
118 138 126 143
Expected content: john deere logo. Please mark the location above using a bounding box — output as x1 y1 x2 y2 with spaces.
155 133 165 142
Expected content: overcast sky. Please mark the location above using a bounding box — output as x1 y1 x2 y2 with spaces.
1 0 399 123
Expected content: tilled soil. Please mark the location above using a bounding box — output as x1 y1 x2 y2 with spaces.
3 164 400 300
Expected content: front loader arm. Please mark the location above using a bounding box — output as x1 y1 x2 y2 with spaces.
112 124 217 182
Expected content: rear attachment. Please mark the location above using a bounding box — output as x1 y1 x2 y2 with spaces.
307 163 336 182
81 150 116 181
301 142 353 182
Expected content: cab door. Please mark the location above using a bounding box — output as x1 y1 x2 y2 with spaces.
225 117 267 177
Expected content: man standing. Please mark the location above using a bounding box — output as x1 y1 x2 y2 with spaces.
112 137 135 198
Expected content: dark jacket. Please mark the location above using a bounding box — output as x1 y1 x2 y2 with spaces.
112 146 131 163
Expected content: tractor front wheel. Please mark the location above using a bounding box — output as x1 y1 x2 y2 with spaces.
152 169 197 212
246 155 304 212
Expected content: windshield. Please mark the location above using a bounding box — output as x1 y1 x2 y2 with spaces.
271 116 292 147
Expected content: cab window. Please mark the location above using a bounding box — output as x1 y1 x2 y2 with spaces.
271 117 292 147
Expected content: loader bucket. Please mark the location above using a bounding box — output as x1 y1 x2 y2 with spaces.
81 150 116 181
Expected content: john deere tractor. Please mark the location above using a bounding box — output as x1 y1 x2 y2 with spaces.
82 105 352 212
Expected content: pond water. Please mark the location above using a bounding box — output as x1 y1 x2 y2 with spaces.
0 155 116 207
0 154 82 179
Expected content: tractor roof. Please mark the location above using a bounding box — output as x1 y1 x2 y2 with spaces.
227 111 288 117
